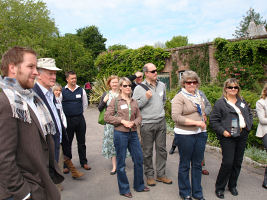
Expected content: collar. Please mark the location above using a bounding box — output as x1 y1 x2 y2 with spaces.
37 82 53 97
65 84 80 91
143 79 158 88
117 94 134 102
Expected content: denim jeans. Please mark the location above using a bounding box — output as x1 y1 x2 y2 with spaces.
113 130 145 194
175 132 207 198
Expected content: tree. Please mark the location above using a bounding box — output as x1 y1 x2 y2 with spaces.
234 8 267 38
154 41 166 49
165 35 188 48
76 25 107 58
108 44 128 51
0 0 58 55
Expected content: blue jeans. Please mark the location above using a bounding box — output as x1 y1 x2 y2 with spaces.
114 130 145 194
175 132 207 198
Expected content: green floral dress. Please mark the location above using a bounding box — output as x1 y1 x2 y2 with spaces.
102 91 118 159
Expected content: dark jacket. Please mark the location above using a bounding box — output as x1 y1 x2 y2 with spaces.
0 92 64 200
209 96 253 139
98 91 107 112
33 84 72 160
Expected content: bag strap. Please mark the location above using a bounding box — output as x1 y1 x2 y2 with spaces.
139 83 150 91
115 97 118 115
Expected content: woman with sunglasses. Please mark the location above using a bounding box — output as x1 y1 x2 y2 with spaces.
171 70 207 200
210 78 253 199
104 77 149 198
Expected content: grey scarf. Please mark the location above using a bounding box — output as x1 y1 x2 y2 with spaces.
0 77 56 136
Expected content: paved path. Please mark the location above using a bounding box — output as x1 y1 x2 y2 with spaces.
61 106 266 200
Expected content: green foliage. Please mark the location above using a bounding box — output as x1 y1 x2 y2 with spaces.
0 0 58 56
234 8 267 38
245 146 267 164
171 62 179 88
214 38 266 90
90 76 109 104
94 46 170 78
177 45 210 84
76 25 107 58
165 35 188 49
108 44 128 51
44 35 95 86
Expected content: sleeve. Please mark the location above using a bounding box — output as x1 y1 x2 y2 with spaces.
171 94 186 125
163 84 167 106
209 100 226 136
82 88 88 112
256 100 267 125
128 74 137 82
98 92 107 112
0 94 31 199
201 91 212 116
104 98 122 125
133 100 142 126
132 85 149 109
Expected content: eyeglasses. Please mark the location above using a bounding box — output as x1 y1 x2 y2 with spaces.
122 84 131 88
185 81 198 85
227 86 239 90
147 70 157 74
136 76 143 78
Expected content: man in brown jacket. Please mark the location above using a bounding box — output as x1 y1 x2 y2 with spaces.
0 47 64 200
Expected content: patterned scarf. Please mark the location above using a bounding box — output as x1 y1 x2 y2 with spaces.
181 88 204 116
0 77 56 136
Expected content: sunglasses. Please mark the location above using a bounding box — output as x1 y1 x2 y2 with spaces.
185 81 198 85
227 86 239 90
122 84 131 88
148 70 157 74
136 76 143 78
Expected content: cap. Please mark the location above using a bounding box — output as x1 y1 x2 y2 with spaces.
37 58 61 71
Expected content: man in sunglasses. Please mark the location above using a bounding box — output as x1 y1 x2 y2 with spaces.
133 63 172 187
128 71 144 92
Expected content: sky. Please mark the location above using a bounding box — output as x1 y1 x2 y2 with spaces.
43 0 267 49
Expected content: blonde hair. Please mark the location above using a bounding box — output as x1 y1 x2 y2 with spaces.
106 75 119 89
119 77 132 97
179 70 201 88
260 83 267 99
223 78 241 98
52 82 62 92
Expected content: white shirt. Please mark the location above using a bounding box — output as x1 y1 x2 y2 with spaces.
64 84 88 112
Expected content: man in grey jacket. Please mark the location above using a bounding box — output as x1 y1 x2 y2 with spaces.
133 63 172 186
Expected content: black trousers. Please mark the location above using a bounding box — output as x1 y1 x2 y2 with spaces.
215 129 248 191
66 114 87 165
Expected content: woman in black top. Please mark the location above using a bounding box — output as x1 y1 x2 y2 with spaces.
210 78 253 199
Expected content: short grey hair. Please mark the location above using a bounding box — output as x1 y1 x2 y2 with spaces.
143 63 155 73
179 70 201 88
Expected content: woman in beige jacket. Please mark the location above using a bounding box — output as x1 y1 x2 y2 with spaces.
171 71 207 200
256 83 267 189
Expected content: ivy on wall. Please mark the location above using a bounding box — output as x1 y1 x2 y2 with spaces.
173 44 210 86
94 46 170 78
214 38 267 90
171 61 179 88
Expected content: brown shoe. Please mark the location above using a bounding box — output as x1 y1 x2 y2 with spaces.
64 159 84 179
82 164 91 170
121 192 133 198
202 169 209 175
147 178 156 186
156 176 172 184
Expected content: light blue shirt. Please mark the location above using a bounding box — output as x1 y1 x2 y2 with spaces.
37 82 62 143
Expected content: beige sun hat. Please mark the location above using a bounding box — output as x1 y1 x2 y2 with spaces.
37 58 61 71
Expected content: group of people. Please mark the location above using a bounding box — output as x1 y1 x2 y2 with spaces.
98 66 266 200
0 47 91 200
0 46 266 200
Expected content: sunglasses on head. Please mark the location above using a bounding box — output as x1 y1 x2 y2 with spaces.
185 81 198 85
122 84 131 88
227 86 239 90
148 70 157 74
